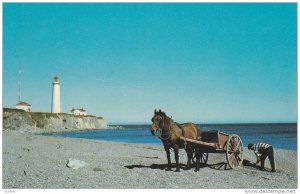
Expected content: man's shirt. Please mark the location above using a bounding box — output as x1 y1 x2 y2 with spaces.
253 143 271 156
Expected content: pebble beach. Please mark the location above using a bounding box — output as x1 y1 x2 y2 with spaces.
2 130 297 189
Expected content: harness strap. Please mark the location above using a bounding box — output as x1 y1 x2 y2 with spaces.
156 116 187 150
159 118 186 146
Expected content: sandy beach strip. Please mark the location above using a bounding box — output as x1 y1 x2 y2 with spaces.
2 130 297 189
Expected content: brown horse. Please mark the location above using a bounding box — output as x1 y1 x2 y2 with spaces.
151 109 201 172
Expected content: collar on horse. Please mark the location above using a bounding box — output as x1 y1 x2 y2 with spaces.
154 114 188 149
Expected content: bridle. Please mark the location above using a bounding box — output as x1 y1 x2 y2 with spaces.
153 114 174 141
152 113 188 149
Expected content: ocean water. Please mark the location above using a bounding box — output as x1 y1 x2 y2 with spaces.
43 123 297 150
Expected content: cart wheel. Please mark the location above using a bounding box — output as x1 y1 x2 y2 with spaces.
198 152 209 165
226 134 243 169
192 149 208 165
191 148 197 164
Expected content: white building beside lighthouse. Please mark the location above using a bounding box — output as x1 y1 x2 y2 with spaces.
71 108 87 116
16 101 32 112
51 76 61 113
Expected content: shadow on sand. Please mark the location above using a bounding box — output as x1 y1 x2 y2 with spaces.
124 163 186 170
125 159 258 171
125 163 227 171
241 159 276 172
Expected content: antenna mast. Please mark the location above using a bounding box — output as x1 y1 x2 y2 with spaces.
18 70 21 102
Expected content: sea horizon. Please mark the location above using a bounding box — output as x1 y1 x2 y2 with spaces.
109 122 297 127
45 123 297 150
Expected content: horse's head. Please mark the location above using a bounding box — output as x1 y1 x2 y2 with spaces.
150 109 164 135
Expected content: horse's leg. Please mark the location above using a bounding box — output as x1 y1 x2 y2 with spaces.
194 147 200 172
184 144 193 170
174 147 180 172
164 145 172 171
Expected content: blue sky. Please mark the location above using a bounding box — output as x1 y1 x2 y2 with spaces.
3 3 297 124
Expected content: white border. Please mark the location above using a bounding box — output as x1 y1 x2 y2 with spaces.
1 1 299 194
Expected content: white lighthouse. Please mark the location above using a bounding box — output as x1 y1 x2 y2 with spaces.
51 76 61 113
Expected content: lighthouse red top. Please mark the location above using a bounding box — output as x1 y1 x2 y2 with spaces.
54 76 59 81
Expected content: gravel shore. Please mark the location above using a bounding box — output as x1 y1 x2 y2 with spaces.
2 130 297 189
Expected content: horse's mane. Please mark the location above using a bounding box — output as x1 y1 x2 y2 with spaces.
157 110 177 124
160 111 167 118
156 110 168 119
156 110 185 135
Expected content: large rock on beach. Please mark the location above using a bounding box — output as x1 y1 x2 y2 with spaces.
66 159 89 170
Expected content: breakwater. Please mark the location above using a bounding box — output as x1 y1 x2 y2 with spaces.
3 108 107 132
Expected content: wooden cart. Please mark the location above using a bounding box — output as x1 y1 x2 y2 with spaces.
179 131 244 169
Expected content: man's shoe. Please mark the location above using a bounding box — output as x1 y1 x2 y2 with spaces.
271 169 276 172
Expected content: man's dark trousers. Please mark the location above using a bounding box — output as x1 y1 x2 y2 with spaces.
260 146 275 171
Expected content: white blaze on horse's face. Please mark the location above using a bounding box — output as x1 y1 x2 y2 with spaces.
151 115 163 135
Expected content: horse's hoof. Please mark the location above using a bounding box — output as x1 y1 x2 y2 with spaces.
165 168 172 171
194 168 199 172
175 168 180 172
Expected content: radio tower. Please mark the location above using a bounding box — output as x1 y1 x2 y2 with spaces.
17 70 21 102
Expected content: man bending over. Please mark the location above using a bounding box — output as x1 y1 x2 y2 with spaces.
248 143 276 172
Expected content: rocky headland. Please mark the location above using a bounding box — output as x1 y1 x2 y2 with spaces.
3 108 107 133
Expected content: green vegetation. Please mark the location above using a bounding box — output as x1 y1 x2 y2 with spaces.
3 108 26 113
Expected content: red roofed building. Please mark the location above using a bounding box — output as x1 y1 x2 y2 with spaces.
16 101 32 112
